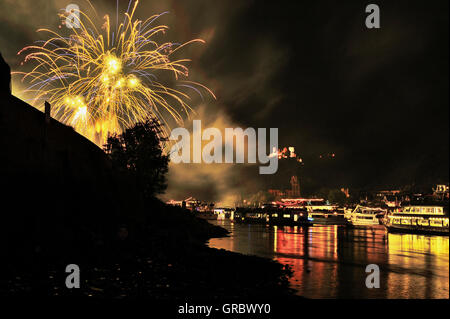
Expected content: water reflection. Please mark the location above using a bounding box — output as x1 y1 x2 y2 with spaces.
208 220 449 299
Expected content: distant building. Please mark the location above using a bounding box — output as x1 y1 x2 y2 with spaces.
433 184 449 199
268 189 285 198
376 190 401 196
166 197 214 212
286 175 300 197
268 175 301 200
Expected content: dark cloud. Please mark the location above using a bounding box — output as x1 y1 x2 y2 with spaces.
1 0 448 203
196 0 449 191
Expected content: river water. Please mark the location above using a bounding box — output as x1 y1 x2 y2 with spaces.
207 220 449 299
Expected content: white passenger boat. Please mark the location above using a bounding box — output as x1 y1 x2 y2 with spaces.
384 205 449 235
307 205 349 225
348 205 386 228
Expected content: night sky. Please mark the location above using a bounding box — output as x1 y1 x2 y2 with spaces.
0 0 448 204
196 0 449 190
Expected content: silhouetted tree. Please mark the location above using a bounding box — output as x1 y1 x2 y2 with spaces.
104 118 169 198
317 187 348 206
327 189 348 206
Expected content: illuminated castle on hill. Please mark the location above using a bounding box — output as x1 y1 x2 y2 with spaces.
273 146 303 163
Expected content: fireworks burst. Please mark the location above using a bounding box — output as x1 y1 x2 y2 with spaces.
14 0 215 146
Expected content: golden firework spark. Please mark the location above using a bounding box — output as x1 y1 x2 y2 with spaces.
14 0 215 146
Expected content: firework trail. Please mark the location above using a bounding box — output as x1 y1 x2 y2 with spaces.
14 0 215 146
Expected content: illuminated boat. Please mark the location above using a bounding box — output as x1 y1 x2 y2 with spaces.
348 205 386 228
233 207 311 226
307 206 349 225
384 205 449 235
344 207 354 220
268 208 312 226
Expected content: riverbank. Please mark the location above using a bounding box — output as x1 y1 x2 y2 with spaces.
209 220 450 299
1 200 297 299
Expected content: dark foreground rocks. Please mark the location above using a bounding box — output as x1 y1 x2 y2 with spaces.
0 200 295 299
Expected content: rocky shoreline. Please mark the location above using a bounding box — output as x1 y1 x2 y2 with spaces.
1 202 298 299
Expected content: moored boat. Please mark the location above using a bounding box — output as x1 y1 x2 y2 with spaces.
307 205 349 225
233 207 312 226
348 205 386 229
384 205 449 235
